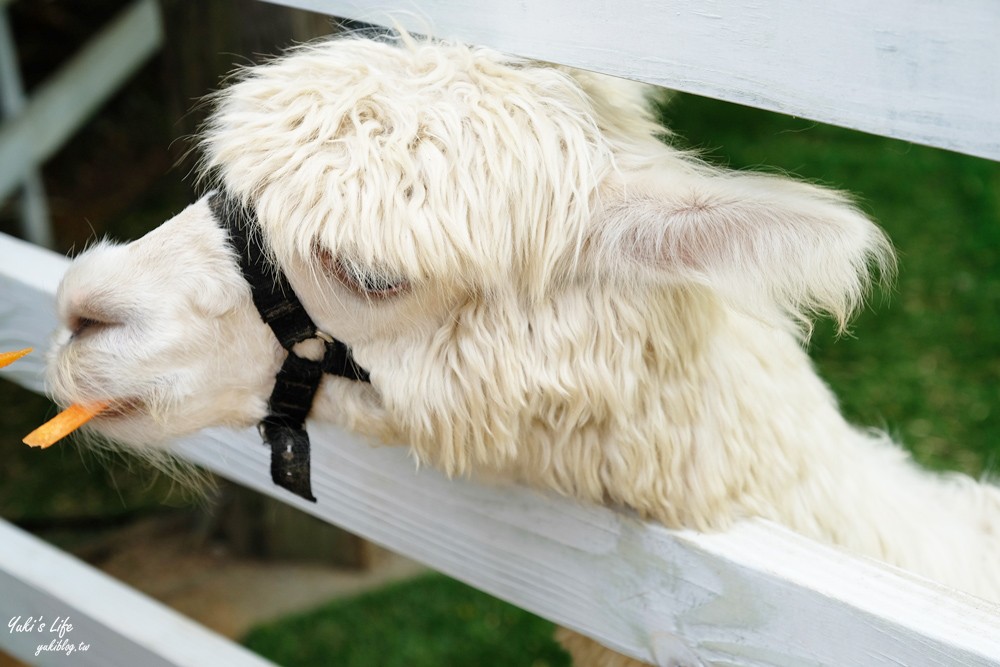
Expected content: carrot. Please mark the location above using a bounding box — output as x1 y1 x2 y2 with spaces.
0 347 32 369
23 401 110 449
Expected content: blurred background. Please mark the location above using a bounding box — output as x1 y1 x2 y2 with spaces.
0 1 998 665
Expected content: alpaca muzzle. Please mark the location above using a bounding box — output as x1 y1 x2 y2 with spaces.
211 192 370 502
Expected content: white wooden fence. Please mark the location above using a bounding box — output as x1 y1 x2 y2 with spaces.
2 1 1000 665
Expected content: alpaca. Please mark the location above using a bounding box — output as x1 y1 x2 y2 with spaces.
45 35 1000 665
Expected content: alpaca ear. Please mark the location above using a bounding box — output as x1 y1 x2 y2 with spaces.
594 170 894 329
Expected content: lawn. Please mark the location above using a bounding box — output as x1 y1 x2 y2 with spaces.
243 574 570 667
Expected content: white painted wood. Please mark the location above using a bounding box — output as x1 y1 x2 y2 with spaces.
268 0 1000 162
0 5 52 247
0 232 65 394
3 231 1000 666
0 0 163 203
0 519 278 667
173 428 1000 667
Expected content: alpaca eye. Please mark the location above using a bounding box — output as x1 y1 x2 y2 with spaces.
334 260 407 298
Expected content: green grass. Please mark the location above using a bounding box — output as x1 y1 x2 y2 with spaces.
242 574 570 667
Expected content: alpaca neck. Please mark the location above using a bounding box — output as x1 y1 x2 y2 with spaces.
716 317 1000 603
778 428 1000 603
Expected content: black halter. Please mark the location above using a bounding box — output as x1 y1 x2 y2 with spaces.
211 193 370 502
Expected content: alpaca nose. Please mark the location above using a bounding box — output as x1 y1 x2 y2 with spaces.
57 245 134 342
70 314 119 339
65 305 124 341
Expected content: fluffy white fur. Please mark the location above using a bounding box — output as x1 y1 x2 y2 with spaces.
47 35 1000 665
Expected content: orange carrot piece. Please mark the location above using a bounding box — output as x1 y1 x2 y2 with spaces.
0 348 32 369
23 401 110 449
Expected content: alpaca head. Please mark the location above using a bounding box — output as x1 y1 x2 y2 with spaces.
48 36 892 498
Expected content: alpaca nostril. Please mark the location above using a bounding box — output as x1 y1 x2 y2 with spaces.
70 315 120 340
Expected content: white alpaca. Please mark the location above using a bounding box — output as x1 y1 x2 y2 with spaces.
46 35 1000 665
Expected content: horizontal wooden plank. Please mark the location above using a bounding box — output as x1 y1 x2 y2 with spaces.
267 0 1000 162
174 427 1000 666
0 0 163 202
3 231 1000 665
0 233 64 393
0 519 278 667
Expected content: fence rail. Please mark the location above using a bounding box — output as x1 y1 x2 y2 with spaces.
2 1 1000 665
0 518 277 667
273 0 1000 161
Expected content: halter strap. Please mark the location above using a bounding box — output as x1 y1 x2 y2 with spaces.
211 192 370 501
